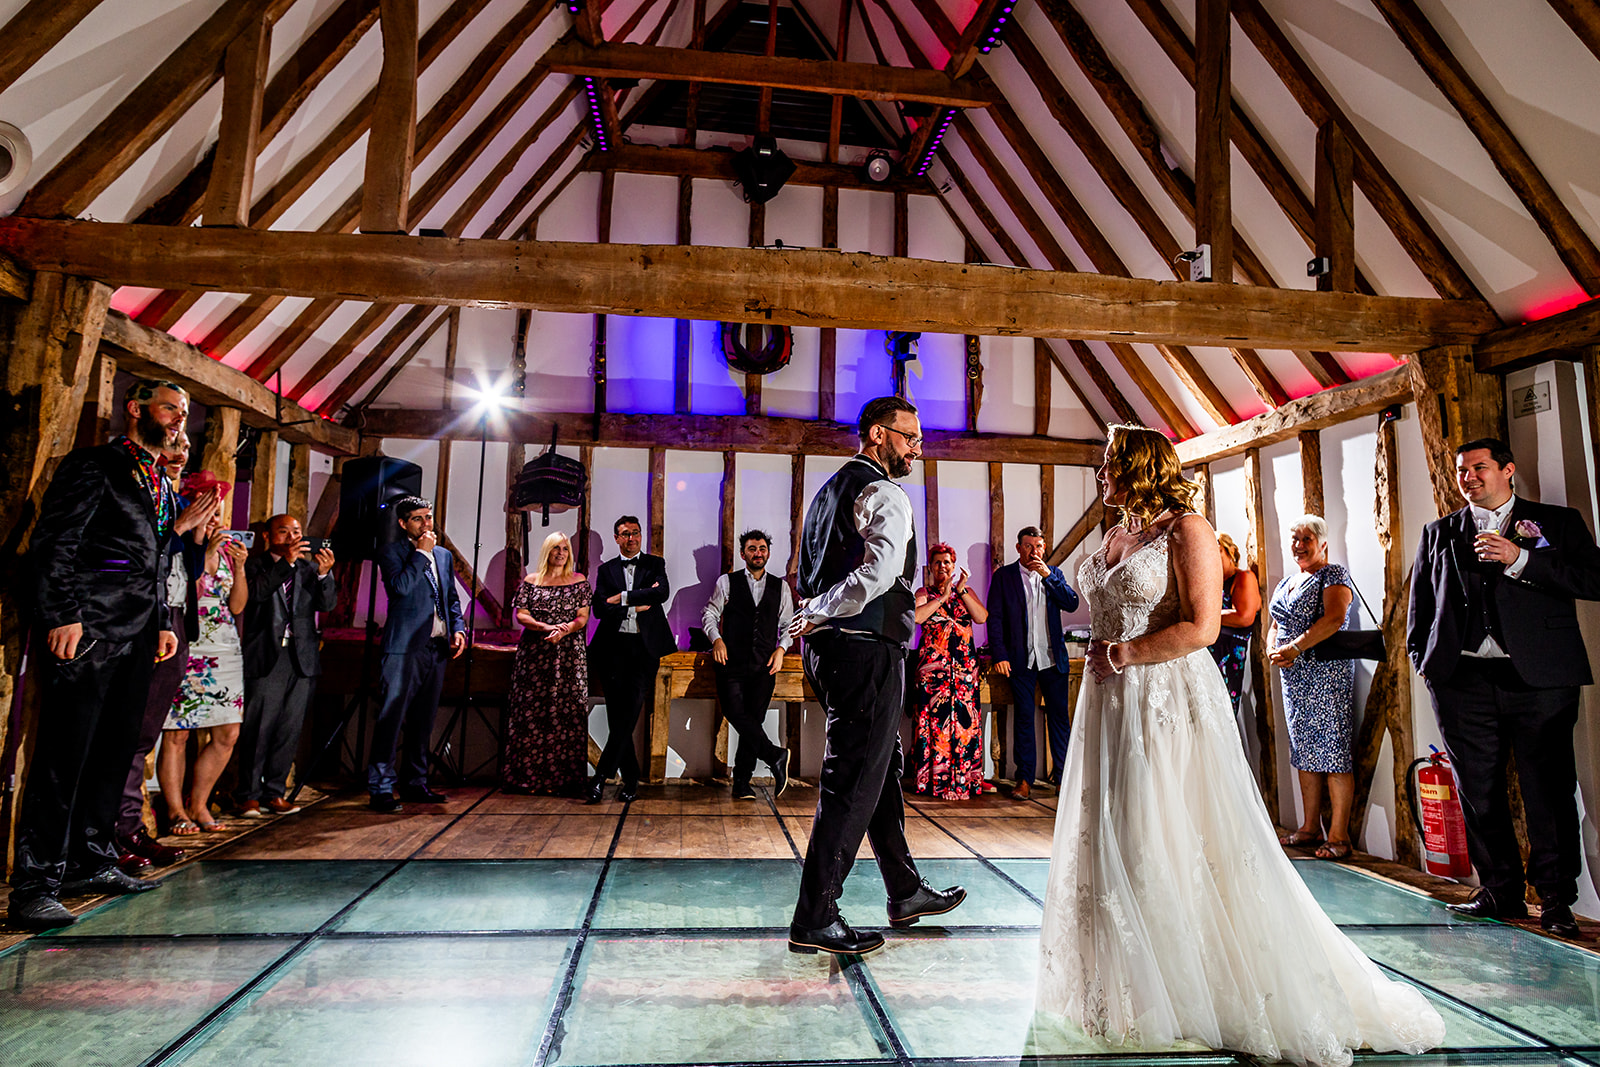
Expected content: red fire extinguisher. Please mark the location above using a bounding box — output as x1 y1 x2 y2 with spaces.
1407 746 1472 878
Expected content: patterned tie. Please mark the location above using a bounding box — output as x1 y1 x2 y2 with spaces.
424 552 445 620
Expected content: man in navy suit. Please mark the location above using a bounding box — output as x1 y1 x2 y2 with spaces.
587 515 675 803
986 526 1079 799
366 496 465 812
1408 438 1600 938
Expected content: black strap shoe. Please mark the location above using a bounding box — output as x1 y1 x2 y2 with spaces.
1540 902 1582 939
369 793 404 814
769 748 790 798
887 881 967 928
788 918 885 955
59 866 161 896
8 895 76 930
1446 888 1528 921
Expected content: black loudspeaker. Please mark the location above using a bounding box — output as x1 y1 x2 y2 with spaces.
335 456 424 561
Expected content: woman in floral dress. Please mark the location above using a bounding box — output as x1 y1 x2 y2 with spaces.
502 531 592 796
909 542 989 798
160 507 249 833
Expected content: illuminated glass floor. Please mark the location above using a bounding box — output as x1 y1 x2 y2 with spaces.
3 788 1598 1067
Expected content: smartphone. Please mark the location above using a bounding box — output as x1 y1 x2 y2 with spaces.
222 530 255 548
302 537 328 555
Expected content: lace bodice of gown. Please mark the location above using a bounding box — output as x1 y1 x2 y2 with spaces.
1076 530 1179 643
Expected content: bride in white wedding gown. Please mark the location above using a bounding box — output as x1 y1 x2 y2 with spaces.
1035 425 1444 1067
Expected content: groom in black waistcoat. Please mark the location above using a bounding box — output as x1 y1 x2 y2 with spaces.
1407 438 1600 938
9 380 206 929
787 396 965 956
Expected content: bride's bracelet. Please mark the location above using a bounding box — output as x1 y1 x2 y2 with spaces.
1107 643 1124 674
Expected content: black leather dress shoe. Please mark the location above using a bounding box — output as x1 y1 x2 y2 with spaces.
887 881 967 928
369 793 404 814
400 786 447 804
8 895 76 930
120 829 186 866
770 748 790 798
583 778 605 805
617 780 639 803
60 866 160 896
788 918 885 955
1540 902 1582 939
1446 888 1528 920
731 782 757 800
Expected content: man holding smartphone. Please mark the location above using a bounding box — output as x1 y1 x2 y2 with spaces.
238 513 337 817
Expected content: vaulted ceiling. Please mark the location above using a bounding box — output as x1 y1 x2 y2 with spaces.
1 0 1596 441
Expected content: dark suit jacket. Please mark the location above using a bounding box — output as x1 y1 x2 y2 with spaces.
29 442 173 643
986 560 1080 675
1407 498 1600 688
377 540 465 654
590 553 676 660
242 551 339 678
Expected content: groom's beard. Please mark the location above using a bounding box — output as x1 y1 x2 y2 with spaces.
134 408 174 451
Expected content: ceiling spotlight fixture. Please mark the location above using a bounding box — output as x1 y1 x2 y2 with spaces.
0 121 33 197
862 151 893 184
731 135 795 204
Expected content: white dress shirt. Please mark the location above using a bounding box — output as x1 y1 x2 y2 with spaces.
798 456 913 629
1023 566 1055 669
702 569 795 651
617 551 641 634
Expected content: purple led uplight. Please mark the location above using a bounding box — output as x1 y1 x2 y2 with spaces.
583 75 610 151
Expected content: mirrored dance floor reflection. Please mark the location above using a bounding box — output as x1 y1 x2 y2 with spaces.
2 785 1597 1067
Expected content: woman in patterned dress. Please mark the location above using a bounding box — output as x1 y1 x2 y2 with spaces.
910 542 988 798
1267 515 1358 860
1207 532 1259 731
501 532 591 796
159 504 249 834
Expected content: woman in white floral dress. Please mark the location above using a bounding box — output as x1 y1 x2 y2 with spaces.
1034 425 1443 1067
159 510 249 834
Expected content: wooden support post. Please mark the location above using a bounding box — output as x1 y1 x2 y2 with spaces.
505 441 527 626
924 458 940 550
1194 0 1232 283
1040 464 1055 547
1409 345 1507 516
720 451 737 574
1299 429 1323 515
199 405 242 487
287 441 311 520
966 335 984 433
1034 337 1051 437
1314 121 1355 293
203 12 271 228
1244 447 1278 815
250 428 279 525
89 350 118 446
576 444 594 575
361 0 419 234
1585 347 1600 515
818 185 839 422
989 461 1005 575
1192 463 1214 527
648 446 666 556
1351 415 1417 862
786 453 805 584
674 169 693 415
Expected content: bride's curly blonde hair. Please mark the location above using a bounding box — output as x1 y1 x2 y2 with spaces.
1103 424 1197 528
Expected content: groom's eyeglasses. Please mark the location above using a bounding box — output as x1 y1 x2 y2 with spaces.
877 425 923 449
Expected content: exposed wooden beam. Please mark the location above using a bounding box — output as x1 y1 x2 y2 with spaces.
1472 297 1600 371
924 457 940 549
1230 0 1491 308
1299 429 1323 515
287 440 311 520
1547 0 1600 64
1175 364 1413 465
354 408 1107 466
17 0 295 219
203 12 272 229
250 428 280 525
1314 122 1355 294
1372 0 1600 295
0 255 29 303
96 310 358 453
139 0 382 227
200 406 243 487
362 0 420 234
580 142 931 194
546 38 994 106
1194 0 1232 283
350 307 451 411
0 220 1501 352
1047 498 1105 567
0 0 109 97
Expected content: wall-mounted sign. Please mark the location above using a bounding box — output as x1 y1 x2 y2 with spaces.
1512 380 1551 418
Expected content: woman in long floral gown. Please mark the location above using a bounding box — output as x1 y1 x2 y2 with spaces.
501 532 591 796
909 542 988 798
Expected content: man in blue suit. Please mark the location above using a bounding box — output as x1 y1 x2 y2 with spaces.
986 526 1079 799
367 496 465 812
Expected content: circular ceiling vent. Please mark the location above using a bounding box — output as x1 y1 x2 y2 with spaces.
0 122 33 197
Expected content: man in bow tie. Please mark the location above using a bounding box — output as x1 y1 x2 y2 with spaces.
367 496 465 813
587 516 674 803
1408 438 1600 938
